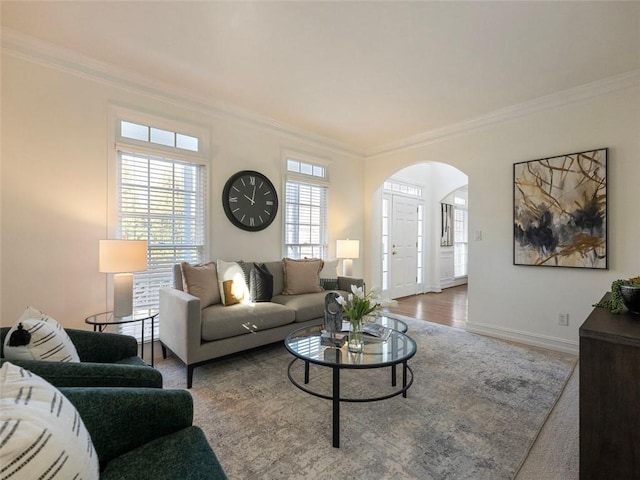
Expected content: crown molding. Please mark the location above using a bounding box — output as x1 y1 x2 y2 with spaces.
3 29 638 160
366 68 640 158
1 29 363 157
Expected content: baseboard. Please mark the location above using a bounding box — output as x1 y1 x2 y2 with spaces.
466 322 579 356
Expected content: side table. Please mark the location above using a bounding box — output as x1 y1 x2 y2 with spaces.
85 310 158 367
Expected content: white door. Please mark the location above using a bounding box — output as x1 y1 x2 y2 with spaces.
389 196 419 299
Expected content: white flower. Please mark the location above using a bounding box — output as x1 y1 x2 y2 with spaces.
350 284 366 299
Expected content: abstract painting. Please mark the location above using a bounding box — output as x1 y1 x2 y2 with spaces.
513 148 608 269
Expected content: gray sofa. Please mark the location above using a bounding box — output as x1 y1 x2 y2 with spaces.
159 260 363 388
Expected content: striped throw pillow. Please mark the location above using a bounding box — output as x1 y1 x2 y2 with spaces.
3 307 80 362
0 361 99 479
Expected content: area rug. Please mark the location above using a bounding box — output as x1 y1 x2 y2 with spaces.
157 316 577 480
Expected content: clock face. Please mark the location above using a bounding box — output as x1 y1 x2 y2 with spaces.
222 170 278 231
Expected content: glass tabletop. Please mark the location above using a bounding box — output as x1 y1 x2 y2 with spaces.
285 324 416 368
372 315 408 333
85 309 158 326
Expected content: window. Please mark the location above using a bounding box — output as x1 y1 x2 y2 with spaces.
284 157 328 259
381 196 390 290
453 192 468 278
114 114 207 341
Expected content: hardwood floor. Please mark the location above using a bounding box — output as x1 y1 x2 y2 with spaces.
384 284 468 329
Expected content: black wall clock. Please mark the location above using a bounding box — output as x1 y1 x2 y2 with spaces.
222 170 278 231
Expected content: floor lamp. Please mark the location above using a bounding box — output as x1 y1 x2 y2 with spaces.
99 240 148 318
336 239 360 277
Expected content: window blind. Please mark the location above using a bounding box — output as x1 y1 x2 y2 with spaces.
284 179 328 259
118 150 206 339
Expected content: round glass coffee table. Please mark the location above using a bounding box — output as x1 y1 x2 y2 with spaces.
285 324 417 448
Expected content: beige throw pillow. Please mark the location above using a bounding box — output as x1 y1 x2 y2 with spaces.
180 261 221 308
282 258 324 295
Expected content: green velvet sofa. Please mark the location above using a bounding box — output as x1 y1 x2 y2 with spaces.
60 387 228 479
0 327 162 388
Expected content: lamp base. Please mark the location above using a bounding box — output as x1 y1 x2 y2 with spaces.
113 273 133 318
342 259 353 277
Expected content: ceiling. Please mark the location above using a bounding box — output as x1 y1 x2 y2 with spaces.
2 1 639 153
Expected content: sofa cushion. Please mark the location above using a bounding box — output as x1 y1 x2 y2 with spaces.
201 303 295 341
282 258 324 295
250 263 273 302
180 261 220 308
216 260 250 306
0 362 99 479
3 307 80 363
272 290 347 323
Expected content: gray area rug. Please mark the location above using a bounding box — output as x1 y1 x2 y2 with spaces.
157 316 576 480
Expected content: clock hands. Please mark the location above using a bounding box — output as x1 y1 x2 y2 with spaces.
243 186 257 205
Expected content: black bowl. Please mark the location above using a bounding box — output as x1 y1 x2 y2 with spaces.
620 285 640 314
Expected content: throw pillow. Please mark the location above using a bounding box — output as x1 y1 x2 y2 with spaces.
0 362 99 479
180 261 221 308
3 307 80 363
216 260 250 306
319 258 339 290
282 257 324 295
250 263 274 302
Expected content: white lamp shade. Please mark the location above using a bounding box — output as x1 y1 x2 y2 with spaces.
99 240 148 273
336 239 360 259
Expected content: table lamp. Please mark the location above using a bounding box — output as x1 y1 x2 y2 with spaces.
336 239 359 277
99 240 148 318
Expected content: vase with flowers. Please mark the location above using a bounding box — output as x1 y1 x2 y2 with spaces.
337 285 398 353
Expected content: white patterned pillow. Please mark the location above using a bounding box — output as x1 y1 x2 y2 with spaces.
319 259 339 290
0 362 99 479
216 260 250 306
3 307 80 362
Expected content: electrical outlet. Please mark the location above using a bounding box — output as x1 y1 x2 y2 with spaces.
558 313 569 326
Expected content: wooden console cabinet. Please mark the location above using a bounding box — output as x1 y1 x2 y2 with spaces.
579 294 640 480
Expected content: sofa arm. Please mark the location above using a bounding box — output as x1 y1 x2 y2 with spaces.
337 276 365 292
66 329 139 362
0 358 162 388
159 287 202 364
60 387 194 467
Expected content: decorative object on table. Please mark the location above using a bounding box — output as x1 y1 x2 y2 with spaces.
222 170 278 231
336 285 397 353
99 239 148 318
336 239 360 276
595 276 640 314
513 148 608 269
322 292 347 347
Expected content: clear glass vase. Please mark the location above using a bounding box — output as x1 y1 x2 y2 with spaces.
348 318 364 353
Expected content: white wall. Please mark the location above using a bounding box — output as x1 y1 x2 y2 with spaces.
365 85 640 354
0 53 364 329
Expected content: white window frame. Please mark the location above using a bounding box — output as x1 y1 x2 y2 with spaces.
282 151 330 259
453 193 468 279
108 106 209 341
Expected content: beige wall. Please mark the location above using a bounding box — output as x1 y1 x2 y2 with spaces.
364 85 640 353
0 53 364 328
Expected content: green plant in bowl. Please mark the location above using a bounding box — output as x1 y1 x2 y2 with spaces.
594 276 640 314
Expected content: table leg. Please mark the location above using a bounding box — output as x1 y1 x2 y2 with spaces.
151 316 155 367
391 365 397 386
304 361 310 384
333 366 340 448
141 318 145 363
403 361 408 398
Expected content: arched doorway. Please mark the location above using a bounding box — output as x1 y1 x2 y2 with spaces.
372 162 468 299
